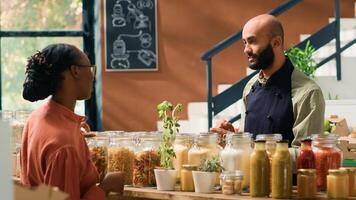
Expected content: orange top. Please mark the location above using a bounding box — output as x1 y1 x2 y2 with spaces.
20 100 105 200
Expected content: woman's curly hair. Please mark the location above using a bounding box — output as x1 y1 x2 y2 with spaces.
23 43 81 102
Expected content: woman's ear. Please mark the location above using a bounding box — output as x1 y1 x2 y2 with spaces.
69 65 81 79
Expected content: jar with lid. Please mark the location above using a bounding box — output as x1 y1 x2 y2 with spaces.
327 169 349 199
133 133 161 187
86 135 109 183
297 138 315 169
12 110 31 146
250 140 270 197
1 110 16 176
341 167 356 197
188 133 220 166
173 134 192 182
312 134 342 191
271 140 292 199
297 169 317 198
180 164 197 192
220 133 252 189
107 133 135 185
13 110 31 177
256 134 282 161
220 170 244 195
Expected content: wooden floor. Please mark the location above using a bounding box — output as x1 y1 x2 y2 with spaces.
107 186 356 200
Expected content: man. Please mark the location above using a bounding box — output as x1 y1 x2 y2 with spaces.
211 14 325 147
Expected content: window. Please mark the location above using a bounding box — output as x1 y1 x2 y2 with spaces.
0 0 91 116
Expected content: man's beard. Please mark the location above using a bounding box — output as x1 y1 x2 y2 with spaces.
248 44 275 70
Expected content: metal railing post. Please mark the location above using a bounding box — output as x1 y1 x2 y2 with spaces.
335 0 342 81
206 59 213 129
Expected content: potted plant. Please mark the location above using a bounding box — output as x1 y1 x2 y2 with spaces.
192 157 224 193
286 40 317 78
154 101 182 191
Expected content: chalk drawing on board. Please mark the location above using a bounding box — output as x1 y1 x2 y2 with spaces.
110 31 151 69
137 0 154 10
105 0 158 71
125 49 156 66
112 2 126 27
140 33 152 48
134 14 151 31
137 50 156 66
127 3 143 24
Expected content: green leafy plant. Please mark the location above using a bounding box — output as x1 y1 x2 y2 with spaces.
157 101 182 169
198 157 224 173
328 92 339 100
286 40 317 78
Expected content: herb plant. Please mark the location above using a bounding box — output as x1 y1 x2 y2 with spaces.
286 40 317 78
198 157 224 173
157 100 182 169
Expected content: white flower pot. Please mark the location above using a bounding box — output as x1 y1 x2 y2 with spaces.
154 169 177 191
192 171 216 193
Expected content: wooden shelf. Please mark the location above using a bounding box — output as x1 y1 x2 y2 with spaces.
107 186 356 200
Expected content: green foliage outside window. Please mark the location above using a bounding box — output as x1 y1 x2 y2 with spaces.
0 0 84 112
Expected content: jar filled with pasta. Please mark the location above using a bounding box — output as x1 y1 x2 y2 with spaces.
108 133 135 185
86 135 109 183
132 133 161 187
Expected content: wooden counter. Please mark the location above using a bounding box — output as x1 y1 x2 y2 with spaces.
107 186 356 200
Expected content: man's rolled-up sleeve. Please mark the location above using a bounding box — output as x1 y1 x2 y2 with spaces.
292 89 325 147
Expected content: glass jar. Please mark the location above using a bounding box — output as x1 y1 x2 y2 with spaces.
327 169 349 199
341 167 356 197
271 140 292 199
220 133 252 189
173 134 191 182
256 134 282 161
133 133 161 187
13 110 31 177
256 133 282 192
12 110 31 147
86 135 109 183
180 164 197 192
188 133 220 166
297 169 317 198
220 170 244 195
297 138 315 169
312 134 342 191
250 140 270 197
107 134 135 185
1 110 16 176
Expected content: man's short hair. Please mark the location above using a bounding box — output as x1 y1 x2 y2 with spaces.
269 20 284 43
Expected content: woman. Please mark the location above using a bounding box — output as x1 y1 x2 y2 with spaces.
20 43 123 200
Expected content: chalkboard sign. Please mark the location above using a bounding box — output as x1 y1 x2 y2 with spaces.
105 0 158 71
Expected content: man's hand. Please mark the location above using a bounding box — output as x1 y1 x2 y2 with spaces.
99 172 125 195
210 119 235 134
210 119 236 147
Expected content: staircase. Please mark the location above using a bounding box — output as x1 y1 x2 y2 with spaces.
158 1 356 133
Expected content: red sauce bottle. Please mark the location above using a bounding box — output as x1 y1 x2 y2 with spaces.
297 138 315 169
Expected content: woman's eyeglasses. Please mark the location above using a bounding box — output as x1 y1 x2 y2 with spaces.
75 64 96 75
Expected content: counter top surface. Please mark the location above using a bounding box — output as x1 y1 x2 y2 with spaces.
107 186 356 200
